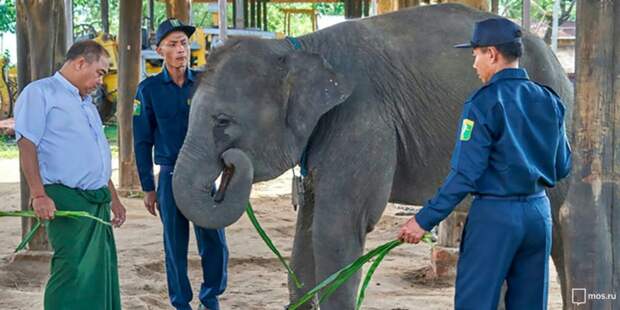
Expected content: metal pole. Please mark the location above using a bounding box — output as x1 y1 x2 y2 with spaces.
234 0 246 29
149 0 155 32
262 1 267 31
522 0 531 32
218 0 228 41
256 0 262 29
64 0 73 47
551 0 560 52
250 0 256 28
243 0 249 28
101 0 109 34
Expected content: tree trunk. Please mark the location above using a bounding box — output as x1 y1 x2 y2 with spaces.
613 0 620 299
15 0 32 251
17 0 68 251
560 0 619 309
165 0 191 24
345 0 363 19
491 0 499 14
117 0 142 193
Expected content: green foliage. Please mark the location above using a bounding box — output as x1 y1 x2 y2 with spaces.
104 124 118 156
498 0 575 23
264 2 343 37
313 3 345 16
0 0 15 33
0 135 18 159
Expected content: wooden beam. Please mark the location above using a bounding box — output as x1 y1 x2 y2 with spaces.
560 0 617 305
491 0 498 14
117 0 142 193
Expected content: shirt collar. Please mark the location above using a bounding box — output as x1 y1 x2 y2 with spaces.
488 68 529 84
162 66 194 84
53 71 81 97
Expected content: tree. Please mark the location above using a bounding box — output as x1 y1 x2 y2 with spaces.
0 0 16 33
536 0 576 44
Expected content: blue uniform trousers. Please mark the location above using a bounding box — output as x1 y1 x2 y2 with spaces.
455 192 552 310
158 165 228 310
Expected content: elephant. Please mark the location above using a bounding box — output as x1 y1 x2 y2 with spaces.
172 3 573 309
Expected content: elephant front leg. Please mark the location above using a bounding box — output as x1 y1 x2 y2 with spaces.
311 156 397 309
288 174 317 310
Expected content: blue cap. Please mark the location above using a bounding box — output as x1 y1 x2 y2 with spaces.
454 17 522 48
156 18 196 46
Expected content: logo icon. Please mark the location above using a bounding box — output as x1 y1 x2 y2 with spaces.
572 288 587 305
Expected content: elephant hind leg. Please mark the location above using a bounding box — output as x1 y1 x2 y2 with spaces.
288 174 318 310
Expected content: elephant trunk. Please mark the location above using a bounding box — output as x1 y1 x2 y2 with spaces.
173 138 253 229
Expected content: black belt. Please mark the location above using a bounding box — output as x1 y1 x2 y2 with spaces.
474 190 546 202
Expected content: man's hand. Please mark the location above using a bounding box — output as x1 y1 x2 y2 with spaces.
144 191 158 216
398 217 427 244
32 194 56 220
110 198 126 228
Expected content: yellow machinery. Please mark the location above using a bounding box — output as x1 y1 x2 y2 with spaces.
0 56 17 120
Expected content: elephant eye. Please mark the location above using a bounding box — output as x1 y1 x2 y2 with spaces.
214 115 232 127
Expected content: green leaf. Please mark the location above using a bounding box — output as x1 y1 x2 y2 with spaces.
246 203 302 289
14 219 41 253
356 241 401 309
291 240 399 309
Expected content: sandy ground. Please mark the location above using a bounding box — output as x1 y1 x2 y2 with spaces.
0 158 563 309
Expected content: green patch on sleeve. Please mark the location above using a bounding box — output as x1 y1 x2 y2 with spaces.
133 99 141 116
460 119 474 141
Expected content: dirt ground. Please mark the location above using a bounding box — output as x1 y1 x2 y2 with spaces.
0 158 563 309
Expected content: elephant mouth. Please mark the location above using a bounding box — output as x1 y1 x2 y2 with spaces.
214 162 235 203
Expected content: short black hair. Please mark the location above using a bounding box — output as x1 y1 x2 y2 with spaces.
65 40 110 63
490 41 523 62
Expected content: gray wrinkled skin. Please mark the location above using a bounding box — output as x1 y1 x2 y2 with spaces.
173 4 573 309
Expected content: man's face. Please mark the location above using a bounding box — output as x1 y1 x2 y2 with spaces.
76 56 109 96
157 32 190 69
472 47 495 84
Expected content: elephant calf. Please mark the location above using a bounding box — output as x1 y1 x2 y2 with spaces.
172 4 573 309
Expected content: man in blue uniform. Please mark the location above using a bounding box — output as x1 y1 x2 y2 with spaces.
133 19 228 310
398 18 571 309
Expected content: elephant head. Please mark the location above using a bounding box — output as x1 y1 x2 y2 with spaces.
172 38 354 229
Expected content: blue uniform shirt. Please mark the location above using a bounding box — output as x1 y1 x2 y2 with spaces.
133 68 197 192
14 72 112 190
416 68 572 231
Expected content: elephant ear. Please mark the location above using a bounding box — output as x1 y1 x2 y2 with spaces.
282 51 354 139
